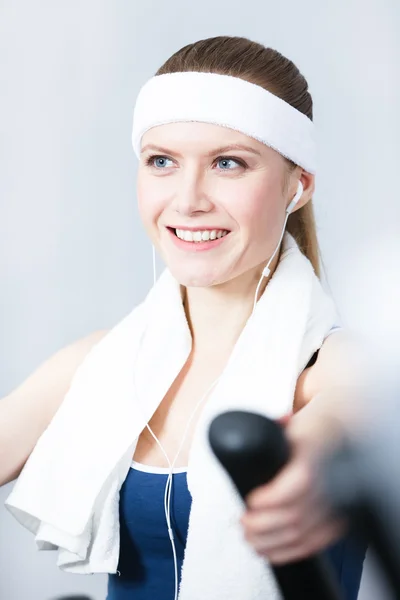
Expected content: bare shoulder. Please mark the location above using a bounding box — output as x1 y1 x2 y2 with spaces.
0 329 109 486
293 330 368 413
11 328 110 404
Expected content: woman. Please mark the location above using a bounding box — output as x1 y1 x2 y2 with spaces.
1 36 367 600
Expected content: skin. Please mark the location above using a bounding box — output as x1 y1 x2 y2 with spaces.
136 121 362 564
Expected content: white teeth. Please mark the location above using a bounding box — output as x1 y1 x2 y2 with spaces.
175 229 229 243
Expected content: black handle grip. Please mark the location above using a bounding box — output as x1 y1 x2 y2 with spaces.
208 411 342 600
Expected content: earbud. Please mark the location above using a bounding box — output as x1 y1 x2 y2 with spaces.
286 180 304 215
256 181 304 291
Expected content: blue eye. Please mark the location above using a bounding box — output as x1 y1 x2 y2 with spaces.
216 157 244 170
146 155 174 168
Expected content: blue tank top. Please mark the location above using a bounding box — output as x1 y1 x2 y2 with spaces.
106 460 367 600
106 462 191 600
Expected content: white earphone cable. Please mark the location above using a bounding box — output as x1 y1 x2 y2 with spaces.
152 245 157 287
252 181 302 312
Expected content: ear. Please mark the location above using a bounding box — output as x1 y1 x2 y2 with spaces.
289 169 315 213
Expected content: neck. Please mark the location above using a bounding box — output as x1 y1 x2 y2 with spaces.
183 252 280 357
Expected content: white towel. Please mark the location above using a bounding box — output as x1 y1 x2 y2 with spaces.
4 232 338 599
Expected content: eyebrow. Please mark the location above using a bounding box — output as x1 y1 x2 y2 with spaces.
140 143 262 158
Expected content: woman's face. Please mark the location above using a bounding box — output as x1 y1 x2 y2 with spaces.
137 122 297 288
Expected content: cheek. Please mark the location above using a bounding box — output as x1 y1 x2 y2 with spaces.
137 173 164 231
229 181 281 238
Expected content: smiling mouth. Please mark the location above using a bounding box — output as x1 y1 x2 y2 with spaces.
167 227 230 243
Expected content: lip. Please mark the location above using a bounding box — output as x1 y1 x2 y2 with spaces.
168 225 230 232
166 226 230 252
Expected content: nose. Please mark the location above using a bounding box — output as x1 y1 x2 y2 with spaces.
173 165 213 216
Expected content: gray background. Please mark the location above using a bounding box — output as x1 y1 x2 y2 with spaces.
0 1 398 599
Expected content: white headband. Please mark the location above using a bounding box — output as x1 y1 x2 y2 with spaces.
132 72 316 174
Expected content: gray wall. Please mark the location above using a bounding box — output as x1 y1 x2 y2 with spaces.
1 1 398 599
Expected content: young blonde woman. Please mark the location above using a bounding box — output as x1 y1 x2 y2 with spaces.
1 36 367 600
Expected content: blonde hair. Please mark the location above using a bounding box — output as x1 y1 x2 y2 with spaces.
156 35 321 277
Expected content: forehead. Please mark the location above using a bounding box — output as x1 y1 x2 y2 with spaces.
140 121 275 158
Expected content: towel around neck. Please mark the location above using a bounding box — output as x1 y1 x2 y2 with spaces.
5 232 338 599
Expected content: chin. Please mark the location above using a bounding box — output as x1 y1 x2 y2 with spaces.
168 263 226 288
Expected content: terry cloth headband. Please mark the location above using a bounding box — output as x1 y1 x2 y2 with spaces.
131 71 317 174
